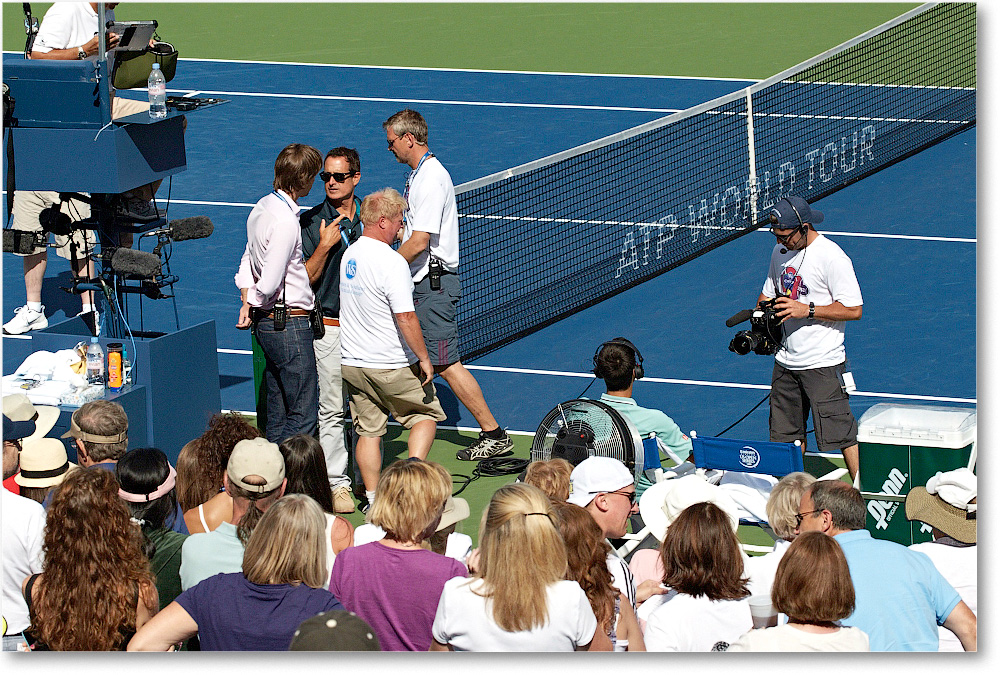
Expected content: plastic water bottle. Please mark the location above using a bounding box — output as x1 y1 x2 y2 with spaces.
148 63 167 119
86 337 105 388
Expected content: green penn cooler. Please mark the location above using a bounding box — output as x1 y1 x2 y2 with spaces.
857 403 976 545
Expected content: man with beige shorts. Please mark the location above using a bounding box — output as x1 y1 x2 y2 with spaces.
339 188 445 511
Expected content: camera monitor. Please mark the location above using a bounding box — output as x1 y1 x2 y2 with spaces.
108 21 157 52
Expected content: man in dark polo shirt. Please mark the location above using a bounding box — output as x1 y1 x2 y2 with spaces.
300 147 364 514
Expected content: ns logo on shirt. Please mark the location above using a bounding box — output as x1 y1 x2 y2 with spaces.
345 259 357 279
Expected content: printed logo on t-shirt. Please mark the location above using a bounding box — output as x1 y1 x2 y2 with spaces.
345 259 357 279
712 641 730 651
779 266 809 300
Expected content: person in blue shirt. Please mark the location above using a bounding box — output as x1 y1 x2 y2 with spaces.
593 338 691 499
796 480 976 651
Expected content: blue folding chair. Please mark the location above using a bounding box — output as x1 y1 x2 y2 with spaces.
690 432 804 478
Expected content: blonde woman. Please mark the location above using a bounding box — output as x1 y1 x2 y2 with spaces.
746 471 817 597
329 459 467 651
128 494 342 651
431 483 597 651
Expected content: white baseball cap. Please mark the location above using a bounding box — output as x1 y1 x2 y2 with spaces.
567 456 634 507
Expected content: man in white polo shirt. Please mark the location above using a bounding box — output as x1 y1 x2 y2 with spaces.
340 188 446 510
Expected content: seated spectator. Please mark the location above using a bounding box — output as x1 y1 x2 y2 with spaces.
643 502 752 651
431 483 596 651
180 413 262 534
22 468 158 650
329 459 466 651
728 531 869 651
744 471 817 598
905 468 977 652
3 412 35 496
14 438 75 503
553 501 645 651
797 480 975 651
117 447 188 610
3 394 58 495
179 438 286 590
353 495 473 566
290 610 381 651
592 338 691 499
279 434 354 581
629 474 741 590
61 400 129 471
128 494 343 651
523 458 573 501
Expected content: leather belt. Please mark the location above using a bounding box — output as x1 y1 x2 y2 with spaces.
322 317 340 326
253 307 310 318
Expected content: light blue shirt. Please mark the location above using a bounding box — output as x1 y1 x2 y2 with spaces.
835 529 961 651
179 522 244 591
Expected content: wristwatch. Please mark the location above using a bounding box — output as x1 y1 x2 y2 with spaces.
77 46 87 60
808 302 815 319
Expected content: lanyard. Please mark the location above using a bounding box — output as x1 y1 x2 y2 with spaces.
404 152 435 202
271 190 297 213
340 199 361 248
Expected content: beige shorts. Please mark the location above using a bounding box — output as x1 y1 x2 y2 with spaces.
343 363 446 437
11 191 95 259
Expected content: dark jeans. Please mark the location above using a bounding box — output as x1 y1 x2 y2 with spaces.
254 315 318 443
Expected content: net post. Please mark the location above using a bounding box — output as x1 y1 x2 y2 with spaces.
745 88 759 227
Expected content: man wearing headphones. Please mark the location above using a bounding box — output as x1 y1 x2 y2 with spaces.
757 196 863 480
593 338 692 500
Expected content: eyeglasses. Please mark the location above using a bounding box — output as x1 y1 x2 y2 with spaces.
606 489 637 505
319 171 356 183
794 509 821 527
387 133 406 149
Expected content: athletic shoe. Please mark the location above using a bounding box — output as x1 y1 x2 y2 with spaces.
117 198 164 224
456 430 514 461
3 305 48 334
332 486 355 514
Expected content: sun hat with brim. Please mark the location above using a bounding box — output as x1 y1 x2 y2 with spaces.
437 496 470 532
3 413 35 442
15 437 76 488
904 468 977 544
639 474 741 542
3 393 59 442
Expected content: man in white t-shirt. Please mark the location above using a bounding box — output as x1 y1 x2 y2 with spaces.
339 188 446 508
384 109 513 463
755 196 863 479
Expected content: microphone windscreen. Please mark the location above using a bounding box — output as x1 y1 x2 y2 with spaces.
168 216 214 242
725 308 754 328
110 248 162 277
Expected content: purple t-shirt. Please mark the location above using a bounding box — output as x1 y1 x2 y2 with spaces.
176 572 342 650
329 541 467 651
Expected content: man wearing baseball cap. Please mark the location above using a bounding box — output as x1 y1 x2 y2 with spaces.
906 468 977 652
3 414 37 495
754 195 863 480
3 394 59 495
567 456 640 609
179 438 286 590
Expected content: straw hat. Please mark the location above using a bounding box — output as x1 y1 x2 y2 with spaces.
437 496 470 532
15 437 76 488
905 468 976 544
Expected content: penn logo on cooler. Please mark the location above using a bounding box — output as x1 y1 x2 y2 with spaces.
739 445 761 469
868 467 908 530
345 259 357 279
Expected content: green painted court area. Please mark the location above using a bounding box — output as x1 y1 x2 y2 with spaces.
2 2 904 548
6 3 915 78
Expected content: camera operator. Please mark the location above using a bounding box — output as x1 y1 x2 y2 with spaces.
756 196 863 480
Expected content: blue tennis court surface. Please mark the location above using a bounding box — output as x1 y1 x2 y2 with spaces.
3 58 975 440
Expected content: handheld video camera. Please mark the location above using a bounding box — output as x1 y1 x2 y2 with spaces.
728 298 783 356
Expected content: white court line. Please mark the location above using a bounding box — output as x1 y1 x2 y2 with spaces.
164 87 683 114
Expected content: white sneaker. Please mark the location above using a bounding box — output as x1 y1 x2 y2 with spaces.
3 305 48 334
77 309 101 336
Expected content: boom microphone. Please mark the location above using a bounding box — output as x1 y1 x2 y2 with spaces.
108 247 162 278
167 216 214 242
725 309 754 328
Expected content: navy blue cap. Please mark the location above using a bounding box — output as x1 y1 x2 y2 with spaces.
767 196 824 229
3 413 36 441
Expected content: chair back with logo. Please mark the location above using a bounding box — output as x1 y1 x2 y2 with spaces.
691 434 803 477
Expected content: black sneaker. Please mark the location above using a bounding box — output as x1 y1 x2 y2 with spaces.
117 198 164 224
456 430 514 461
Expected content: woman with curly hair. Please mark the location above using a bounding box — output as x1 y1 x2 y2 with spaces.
643 501 752 651
179 412 262 534
21 467 158 650
430 483 597 651
553 501 645 651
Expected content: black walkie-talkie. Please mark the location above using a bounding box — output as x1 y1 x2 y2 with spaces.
272 301 287 331
428 256 443 291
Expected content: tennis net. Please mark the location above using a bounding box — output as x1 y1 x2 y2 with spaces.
453 2 974 362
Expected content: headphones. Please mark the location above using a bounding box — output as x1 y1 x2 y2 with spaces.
768 198 808 236
593 337 644 381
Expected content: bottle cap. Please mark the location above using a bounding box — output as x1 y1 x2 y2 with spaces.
91 337 99 344
152 63 160 70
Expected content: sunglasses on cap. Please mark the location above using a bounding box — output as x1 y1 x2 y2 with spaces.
319 171 357 183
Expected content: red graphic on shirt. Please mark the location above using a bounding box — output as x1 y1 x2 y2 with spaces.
779 266 809 300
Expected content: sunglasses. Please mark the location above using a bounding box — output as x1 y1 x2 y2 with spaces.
607 488 637 505
319 171 356 183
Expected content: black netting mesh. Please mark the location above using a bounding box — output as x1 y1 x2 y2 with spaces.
455 2 975 361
